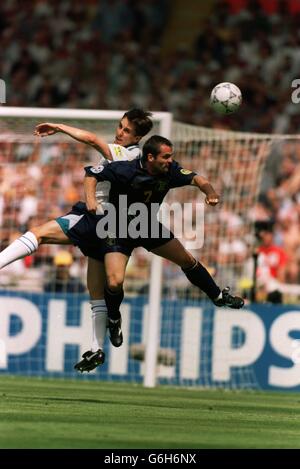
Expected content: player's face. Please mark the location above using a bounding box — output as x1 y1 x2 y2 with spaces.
114 117 140 147
148 144 173 175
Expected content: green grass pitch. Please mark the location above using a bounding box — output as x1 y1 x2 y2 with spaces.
0 375 300 449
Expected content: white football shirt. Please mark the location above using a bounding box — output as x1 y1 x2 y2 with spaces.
95 144 141 214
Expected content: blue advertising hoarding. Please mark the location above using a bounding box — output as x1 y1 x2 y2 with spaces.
1 290 300 391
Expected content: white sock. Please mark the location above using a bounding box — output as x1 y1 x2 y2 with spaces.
90 299 108 352
0 231 38 269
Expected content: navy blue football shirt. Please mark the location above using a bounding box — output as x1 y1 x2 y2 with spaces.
85 158 197 212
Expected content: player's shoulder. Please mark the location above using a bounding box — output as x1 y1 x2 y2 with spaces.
169 160 187 174
110 157 139 167
126 144 141 156
169 160 196 182
108 143 141 162
171 160 194 173
170 160 181 170
109 157 140 175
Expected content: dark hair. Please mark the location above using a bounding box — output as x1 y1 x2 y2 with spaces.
254 220 274 240
123 108 153 137
142 135 173 162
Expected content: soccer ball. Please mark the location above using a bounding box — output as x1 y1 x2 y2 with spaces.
210 82 242 115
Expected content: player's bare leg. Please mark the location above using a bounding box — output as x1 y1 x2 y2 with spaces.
152 239 244 309
0 220 70 270
74 258 107 373
31 220 71 244
151 238 195 269
104 252 129 292
103 252 129 347
87 257 106 299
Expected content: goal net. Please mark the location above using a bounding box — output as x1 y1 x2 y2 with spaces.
0 107 298 389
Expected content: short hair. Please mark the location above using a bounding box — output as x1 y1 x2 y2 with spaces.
142 135 173 162
123 108 153 137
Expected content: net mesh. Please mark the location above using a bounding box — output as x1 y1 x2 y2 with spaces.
167 122 274 297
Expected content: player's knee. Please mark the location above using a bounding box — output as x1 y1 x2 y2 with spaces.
30 227 42 244
181 252 196 270
106 273 124 292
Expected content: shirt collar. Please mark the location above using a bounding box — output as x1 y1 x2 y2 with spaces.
139 158 147 170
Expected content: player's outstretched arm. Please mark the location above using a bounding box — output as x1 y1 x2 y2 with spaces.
34 123 112 160
191 175 220 206
84 175 98 213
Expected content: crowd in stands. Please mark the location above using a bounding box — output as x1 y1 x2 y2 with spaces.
1 0 300 134
0 140 91 291
1 0 300 301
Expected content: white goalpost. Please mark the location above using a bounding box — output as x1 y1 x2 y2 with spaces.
1 106 300 390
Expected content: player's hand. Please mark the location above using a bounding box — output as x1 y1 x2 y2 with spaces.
34 123 59 137
205 194 220 206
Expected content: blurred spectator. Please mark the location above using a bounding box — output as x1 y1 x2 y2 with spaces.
0 0 299 133
256 223 288 296
18 186 38 228
43 250 86 294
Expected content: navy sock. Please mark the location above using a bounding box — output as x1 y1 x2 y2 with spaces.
104 287 124 320
182 261 221 300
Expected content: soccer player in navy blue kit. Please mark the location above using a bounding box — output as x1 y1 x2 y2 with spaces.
84 135 244 352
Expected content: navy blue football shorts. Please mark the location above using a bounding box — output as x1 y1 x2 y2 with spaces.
56 201 174 260
101 231 174 257
56 202 106 261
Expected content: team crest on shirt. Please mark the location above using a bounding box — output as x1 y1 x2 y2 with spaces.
90 165 104 173
113 146 122 158
180 168 192 175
